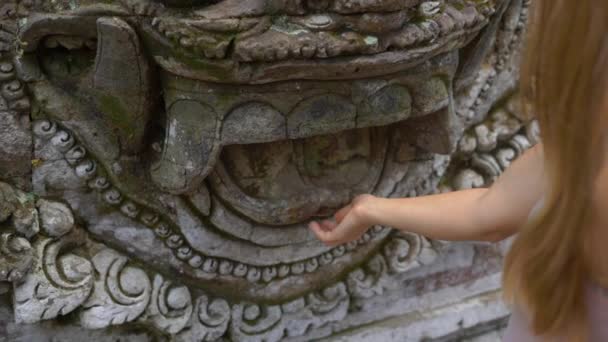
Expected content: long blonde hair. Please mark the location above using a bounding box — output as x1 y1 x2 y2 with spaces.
502 0 608 340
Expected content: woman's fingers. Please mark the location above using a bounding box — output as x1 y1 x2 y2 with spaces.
309 221 340 245
334 204 352 223
310 214 364 246
320 220 336 231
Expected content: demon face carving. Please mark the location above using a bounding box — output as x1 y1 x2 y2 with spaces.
5 0 527 305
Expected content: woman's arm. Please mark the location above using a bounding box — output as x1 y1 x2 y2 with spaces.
309 144 546 246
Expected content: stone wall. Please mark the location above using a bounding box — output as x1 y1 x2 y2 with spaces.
0 0 532 340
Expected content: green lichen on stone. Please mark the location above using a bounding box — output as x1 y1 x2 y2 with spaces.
98 94 135 139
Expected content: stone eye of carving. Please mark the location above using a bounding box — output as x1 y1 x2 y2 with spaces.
159 0 222 8
38 35 97 81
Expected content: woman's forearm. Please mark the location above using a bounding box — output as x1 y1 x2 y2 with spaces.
361 145 545 243
364 189 513 242
309 145 543 246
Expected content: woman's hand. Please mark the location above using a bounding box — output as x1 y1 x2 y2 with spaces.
308 194 377 247
308 144 545 246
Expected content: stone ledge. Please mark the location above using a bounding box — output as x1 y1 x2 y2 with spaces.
316 273 509 342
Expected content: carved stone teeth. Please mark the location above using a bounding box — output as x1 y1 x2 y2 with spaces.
331 246 346 257
305 258 319 273
202 258 218 273
318 253 333 266
177 246 192 260
103 188 123 206
88 176 110 191
75 160 97 180
65 145 86 166
246 267 261 282
140 212 160 226
278 264 291 278
33 120 57 139
291 262 305 275
262 267 277 282
120 201 140 219
166 234 184 249
219 260 233 275
51 131 75 152
345 241 358 251
188 254 204 268
154 222 171 238
358 232 372 244
233 263 248 277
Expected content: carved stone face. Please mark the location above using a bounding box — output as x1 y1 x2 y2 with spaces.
11 0 526 302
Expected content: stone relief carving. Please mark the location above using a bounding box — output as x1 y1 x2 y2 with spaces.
0 0 532 340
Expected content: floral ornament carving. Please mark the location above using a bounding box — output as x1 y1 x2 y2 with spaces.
145 274 194 334
0 233 33 282
1 93 532 340
176 295 230 342
446 94 539 191
13 230 94 324
79 249 153 329
0 182 38 281
347 231 441 301
0 183 365 340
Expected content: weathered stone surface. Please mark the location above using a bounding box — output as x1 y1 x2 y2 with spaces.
36 199 74 237
93 16 154 155
0 234 33 282
80 249 152 329
0 0 531 340
222 102 287 144
0 111 31 190
13 233 94 324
